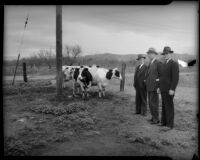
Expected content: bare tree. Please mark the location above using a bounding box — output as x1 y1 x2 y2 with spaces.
63 45 71 65
63 44 82 65
44 49 55 69
70 45 82 65
65 45 71 58
37 49 55 69
29 53 40 68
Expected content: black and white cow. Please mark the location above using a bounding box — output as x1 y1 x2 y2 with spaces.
62 65 83 96
178 59 197 67
78 65 122 98
77 66 93 99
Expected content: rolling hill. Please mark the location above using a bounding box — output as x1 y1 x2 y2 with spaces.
78 52 197 65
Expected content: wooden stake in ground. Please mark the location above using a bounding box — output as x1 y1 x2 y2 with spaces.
23 62 28 82
12 54 20 85
120 62 126 91
56 5 63 97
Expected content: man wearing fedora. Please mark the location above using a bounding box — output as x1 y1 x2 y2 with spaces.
159 46 179 129
145 48 161 124
133 54 148 116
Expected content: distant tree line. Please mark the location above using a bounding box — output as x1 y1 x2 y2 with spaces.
4 44 139 70
4 44 83 69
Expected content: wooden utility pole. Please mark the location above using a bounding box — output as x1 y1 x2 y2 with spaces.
56 5 63 97
120 62 126 91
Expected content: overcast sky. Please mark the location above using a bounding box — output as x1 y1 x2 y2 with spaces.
4 3 198 60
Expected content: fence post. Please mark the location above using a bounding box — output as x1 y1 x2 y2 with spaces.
23 62 28 82
120 62 126 91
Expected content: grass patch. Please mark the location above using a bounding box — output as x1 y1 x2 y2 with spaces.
53 110 98 131
4 125 50 156
30 102 90 116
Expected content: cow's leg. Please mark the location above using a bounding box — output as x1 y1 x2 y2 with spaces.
98 83 102 98
82 91 85 99
77 86 80 94
86 82 92 98
62 80 65 88
63 82 67 88
79 83 85 99
102 86 106 97
72 81 76 97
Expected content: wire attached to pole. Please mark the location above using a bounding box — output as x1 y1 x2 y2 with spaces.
19 13 29 56
12 13 29 85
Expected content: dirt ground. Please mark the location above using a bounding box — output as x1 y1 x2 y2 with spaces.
3 72 198 159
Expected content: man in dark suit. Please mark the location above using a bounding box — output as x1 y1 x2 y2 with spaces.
145 48 161 124
159 46 179 129
134 54 148 116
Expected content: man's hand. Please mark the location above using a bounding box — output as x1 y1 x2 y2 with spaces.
157 88 160 94
169 90 175 95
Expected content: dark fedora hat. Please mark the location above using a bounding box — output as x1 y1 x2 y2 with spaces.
147 48 158 55
161 46 174 55
136 54 146 60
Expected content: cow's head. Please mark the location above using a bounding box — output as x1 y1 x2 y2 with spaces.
63 66 74 81
78 66 93 86
73 68 80 81
106 68 122 80
77 66 85 81
113 68 122 80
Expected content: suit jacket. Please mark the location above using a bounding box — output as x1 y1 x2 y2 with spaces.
134 64 148 89
159 59 179 92
145 59 162 92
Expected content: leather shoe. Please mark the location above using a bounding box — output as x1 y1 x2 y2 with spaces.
151 120 160 124
147 118 153 122
157 124 166 127
160 126 173 132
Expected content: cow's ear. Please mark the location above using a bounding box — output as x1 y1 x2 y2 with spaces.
106 69 113 80
115 70 120 77
188 59 196 66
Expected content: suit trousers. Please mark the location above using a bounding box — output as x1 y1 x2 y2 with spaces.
161 92 174 128
148 91 159 122
135 87 147 115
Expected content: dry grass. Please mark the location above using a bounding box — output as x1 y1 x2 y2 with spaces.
3 70 198 158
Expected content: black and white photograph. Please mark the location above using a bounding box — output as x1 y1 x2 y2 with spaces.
3 2 199 159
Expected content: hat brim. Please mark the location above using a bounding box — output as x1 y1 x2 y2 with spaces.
147 51 158 55
161 51 174 55
136 57 146 60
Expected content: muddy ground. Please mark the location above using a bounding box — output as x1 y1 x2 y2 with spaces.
3 72 198 159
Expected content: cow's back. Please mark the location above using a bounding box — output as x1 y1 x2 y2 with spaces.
94 68 110 86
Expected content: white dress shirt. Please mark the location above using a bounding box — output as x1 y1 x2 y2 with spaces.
151 57 156 65
166 58 172 64
139 63 144 69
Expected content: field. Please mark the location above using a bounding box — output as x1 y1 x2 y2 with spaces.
3 67 198 159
